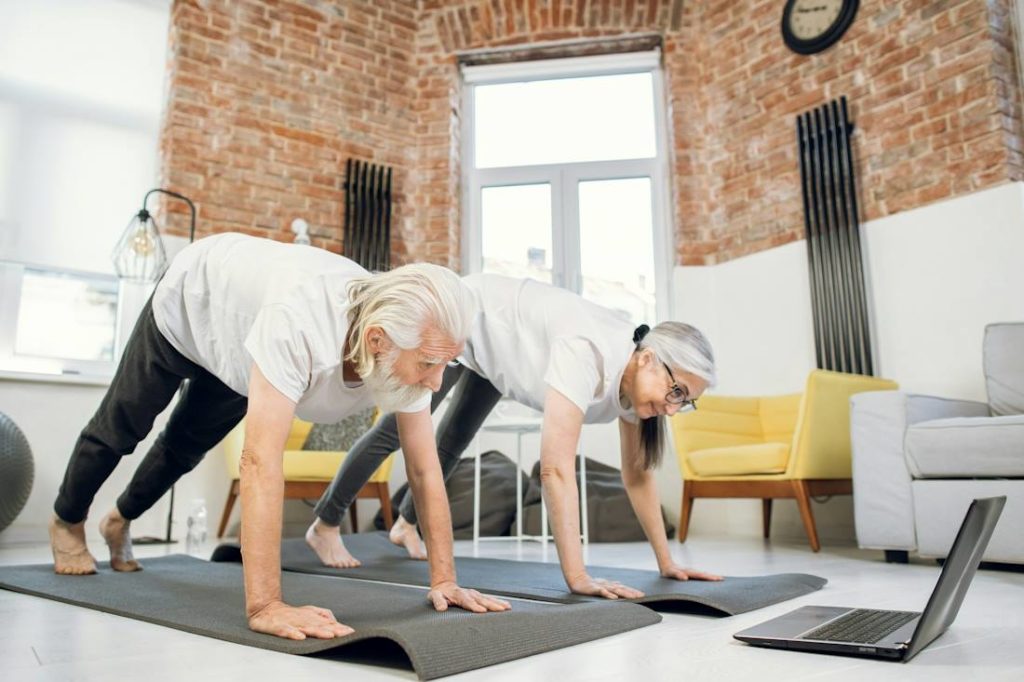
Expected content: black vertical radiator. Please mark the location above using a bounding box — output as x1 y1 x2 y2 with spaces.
796 96 873 375
343 158 393 271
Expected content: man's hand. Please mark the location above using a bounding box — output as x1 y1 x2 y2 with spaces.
659 562 723 582
567 572 644 600
427 581 512 613
248 600 354 640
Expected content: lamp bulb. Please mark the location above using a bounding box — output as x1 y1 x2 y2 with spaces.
131 229 155 256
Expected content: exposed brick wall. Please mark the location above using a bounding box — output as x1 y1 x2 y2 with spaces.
159 0 418 257
160 0 1023 268
687 0 1024 264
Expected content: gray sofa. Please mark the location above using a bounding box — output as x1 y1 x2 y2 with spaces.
850 322 1024 563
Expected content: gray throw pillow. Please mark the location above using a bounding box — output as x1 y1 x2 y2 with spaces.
302 408 375 451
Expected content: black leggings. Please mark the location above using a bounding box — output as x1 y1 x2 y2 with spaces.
313 363 502 526
53 299 248 524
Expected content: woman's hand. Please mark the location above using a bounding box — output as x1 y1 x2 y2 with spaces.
567 572 645 600
427 581 512 613
659 562 723 582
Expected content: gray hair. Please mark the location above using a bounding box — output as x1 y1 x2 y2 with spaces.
634 321 716 469
345 262 477 377
639 321 717 387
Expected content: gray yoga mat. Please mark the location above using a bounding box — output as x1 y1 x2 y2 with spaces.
213 533 827 615
0 555 660 680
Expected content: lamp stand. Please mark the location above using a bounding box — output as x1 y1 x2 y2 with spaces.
127 188 196 546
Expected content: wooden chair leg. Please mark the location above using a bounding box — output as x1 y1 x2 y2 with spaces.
792 480 820 552
762 499 773 539
349 500 359 534
217 481 239 538
678 481 694 543
377 483 394 530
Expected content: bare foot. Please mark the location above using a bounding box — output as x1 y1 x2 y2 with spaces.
49 514 97 575
305 518 361 568
99 509 142 572
388 516 426 560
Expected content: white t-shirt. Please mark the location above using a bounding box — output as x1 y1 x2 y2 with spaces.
152 233 429 422
459 274 638 424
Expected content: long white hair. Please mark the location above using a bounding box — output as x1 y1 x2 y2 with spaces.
345 262 477 377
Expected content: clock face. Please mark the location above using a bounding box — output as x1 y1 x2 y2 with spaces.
788 0 844 40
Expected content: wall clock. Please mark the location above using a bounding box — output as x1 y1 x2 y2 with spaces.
782 0 859 55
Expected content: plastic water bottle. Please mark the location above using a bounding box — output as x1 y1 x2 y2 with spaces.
185 498 208 557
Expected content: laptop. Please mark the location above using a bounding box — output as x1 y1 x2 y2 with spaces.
734 496 1006 662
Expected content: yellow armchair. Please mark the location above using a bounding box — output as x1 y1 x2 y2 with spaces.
216 417 394 537
670 369 897 551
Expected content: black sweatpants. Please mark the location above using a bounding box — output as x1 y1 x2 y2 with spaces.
313 363 503 526
53 298 248 524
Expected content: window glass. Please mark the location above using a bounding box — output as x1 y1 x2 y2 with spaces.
481 183 554 283
578 178 656 324
14 267 118 362
474 72 656 168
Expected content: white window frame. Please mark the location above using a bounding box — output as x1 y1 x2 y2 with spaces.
460 50 674 321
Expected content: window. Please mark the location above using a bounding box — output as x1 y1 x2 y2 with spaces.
0 0 169 379
462 51 672 324
0 262 120 377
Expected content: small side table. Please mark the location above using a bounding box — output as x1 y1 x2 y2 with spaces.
472 418 588 544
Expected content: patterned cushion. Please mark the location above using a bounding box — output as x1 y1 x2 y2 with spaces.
302 408 375 452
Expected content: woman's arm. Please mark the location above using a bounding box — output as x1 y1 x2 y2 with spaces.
242 365 353 639
541 388 642 599
618 418 722 582
396 409 510 613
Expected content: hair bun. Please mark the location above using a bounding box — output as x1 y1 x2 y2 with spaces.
632 324 651 345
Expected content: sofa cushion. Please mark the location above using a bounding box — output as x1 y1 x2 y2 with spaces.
905 414 1024 478
984 322 1024 416
688 442 790 477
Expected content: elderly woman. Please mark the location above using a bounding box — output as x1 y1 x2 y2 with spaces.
49 233 509 641
307 273 721 599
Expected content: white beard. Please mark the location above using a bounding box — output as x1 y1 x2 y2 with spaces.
360 348 431 414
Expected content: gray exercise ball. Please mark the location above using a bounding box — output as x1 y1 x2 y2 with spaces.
0 411 34 533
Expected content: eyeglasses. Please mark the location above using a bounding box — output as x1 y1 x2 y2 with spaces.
663 362 697 413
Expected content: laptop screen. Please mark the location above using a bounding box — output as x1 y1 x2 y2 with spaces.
904 496 1006 659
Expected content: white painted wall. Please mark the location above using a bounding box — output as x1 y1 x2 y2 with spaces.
671 181 1024 543
862 182 1024 400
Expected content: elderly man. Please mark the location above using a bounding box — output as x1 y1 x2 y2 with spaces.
49 232 509 641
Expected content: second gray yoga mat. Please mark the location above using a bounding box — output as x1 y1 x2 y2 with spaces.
0 555 659 680
214 533 827 615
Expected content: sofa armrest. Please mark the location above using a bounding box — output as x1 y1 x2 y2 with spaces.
850 390 917 551
850 391 990 551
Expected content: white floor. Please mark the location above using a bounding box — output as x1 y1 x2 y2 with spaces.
1 533 1021 681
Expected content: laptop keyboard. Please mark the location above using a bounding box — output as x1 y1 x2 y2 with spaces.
802 609 919 644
